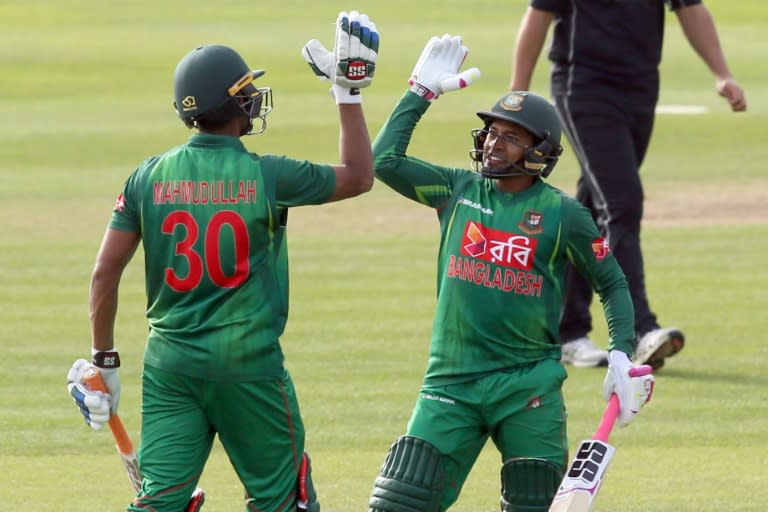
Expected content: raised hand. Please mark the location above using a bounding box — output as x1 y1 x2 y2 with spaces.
302 10 379 103
409 34 481 101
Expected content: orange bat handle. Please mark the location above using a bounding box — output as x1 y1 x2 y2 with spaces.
82 367 135 456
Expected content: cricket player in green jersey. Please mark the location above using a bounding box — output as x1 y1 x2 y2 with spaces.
66 10 379 512
366 35 655 512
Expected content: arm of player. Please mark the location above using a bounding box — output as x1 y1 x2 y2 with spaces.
510 6 554 91
327 102 374 202
90 228 140 356
90 228 139 413
675 4 746 111
564 198 636 355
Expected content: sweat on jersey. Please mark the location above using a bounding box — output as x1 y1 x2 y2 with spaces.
373 92 635 386
110 134 336 380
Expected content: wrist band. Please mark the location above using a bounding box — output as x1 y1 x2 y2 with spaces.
331 84 363 104
92 350 121 369
409 82 436 101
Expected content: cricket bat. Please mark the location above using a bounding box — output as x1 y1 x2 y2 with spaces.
83 366 143 492
83 367 207 511
548 366 652 512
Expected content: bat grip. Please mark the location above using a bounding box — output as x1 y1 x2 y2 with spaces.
82 367 135 455
594 394 620 442
594 365 653 441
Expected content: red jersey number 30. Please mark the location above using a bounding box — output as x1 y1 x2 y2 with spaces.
161 210 250 291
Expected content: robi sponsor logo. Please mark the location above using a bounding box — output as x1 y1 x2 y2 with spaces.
448 221 543 296
461 221 537 270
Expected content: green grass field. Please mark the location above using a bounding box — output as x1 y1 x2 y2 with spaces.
2 1 767 510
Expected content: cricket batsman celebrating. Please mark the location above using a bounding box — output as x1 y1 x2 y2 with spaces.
366 34 654 511
66 9 379 511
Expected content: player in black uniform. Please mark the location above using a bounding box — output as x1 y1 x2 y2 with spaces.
511 0 747 369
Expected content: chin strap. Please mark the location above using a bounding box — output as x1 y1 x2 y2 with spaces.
479 160 540 179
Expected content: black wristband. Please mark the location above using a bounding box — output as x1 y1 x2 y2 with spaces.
93 350 121 369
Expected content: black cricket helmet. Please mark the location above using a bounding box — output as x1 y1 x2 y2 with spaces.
470 91 563 178
173 44 273 135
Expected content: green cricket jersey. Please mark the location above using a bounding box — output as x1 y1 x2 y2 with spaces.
374 92 635 386
109 133 336 380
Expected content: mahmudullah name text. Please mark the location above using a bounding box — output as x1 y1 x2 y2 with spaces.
153 180 258 205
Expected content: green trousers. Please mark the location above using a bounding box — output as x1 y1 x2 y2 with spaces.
406 358 568 510
128 365 305 512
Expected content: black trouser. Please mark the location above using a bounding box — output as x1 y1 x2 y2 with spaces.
553 94 660 342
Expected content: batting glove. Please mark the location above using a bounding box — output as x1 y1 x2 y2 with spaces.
302 10 379 104
67 359 110 430
408 34 481 101
603 351 655 427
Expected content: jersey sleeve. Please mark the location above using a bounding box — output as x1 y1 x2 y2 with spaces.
562 197 636 354
373 91 465 210
668 0 701 11
109 159 155 233
261 155 337 207
530 0 565 12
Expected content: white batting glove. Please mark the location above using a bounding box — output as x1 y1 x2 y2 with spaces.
603 351 655 427
408 34 481 101
302 10 379 104
67 359 110 430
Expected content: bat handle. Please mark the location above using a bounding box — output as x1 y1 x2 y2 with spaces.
628 365 653 378
594 364 654 441
594 395 620 442
82 367 135 455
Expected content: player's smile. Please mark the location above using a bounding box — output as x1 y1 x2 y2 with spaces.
482 120 533 170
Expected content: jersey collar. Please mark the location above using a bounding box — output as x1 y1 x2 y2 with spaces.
187 133 247 152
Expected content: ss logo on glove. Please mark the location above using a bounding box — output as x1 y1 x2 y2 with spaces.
341 60 369 81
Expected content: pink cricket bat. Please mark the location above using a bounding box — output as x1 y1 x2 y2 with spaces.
548 366 653 512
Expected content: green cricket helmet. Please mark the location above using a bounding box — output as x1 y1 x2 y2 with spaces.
173 44 273 135
470 91 563 178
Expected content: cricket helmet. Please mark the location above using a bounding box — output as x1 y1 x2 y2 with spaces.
173 44 273 135
470 91 563 178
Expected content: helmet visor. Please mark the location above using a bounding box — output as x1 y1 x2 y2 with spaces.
228 71 273 134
